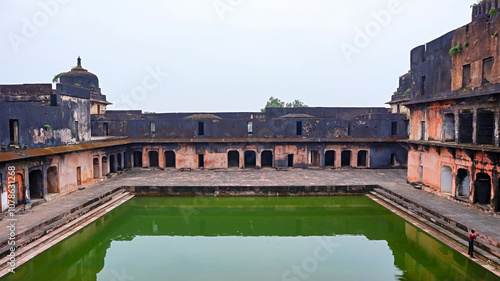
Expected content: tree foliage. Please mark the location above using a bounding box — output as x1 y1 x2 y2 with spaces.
52 72 64 84
261 97 308 112
286 99 308 108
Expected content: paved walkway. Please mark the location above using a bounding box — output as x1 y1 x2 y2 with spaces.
1 168 499 246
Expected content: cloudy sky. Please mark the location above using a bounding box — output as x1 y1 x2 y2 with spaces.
1 0 475 112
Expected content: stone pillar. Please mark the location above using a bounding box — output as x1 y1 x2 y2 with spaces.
495 108 500 147
239 148 244 169
142 147 149 168
451 165 457 197
491 170 498 212
352 149 358 168
98 155 102 178
336 149 343 168
469 167 476 204
42 166 48 198
256 150 262 169
472 108 478 145
159 148 166 169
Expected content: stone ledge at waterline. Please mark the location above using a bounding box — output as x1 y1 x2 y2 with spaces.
125 185 379 196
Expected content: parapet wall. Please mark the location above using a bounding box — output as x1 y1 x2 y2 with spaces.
92 107 407 140
472 0 500 22
0 84 53 104
410 31 454 101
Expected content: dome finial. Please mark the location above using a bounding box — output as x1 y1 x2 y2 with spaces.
77 56 81 67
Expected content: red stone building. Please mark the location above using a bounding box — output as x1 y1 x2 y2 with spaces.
404 0 500 212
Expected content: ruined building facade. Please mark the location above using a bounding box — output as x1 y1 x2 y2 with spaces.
405 0 500 212
91 107 407 170
0 57 408 213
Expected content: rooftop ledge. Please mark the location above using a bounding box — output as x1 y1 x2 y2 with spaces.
403 83 500 106
400 140 500 153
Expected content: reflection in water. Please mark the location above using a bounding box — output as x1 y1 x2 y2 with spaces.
2 197 498 281
98 236 401 281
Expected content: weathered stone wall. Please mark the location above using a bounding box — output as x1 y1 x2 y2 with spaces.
127 142 405 170
472 0 500 22
0 84 52 104
0 84 91 151
0 150 95 211
91 107 408 140
410 31 454 100
408 145 499 210
451 15 500 92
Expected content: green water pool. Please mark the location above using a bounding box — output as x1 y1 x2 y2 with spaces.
2 196 499 281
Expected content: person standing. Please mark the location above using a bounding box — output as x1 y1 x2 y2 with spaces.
468 229 476 258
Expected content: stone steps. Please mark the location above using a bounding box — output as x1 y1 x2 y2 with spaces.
0 189 134 277
370 188 500 270
377 186 500 248
0 186 123 250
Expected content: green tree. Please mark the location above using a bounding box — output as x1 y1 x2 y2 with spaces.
286 100 308 108
261 97 308 112
52 72 64 84
261 96 285 112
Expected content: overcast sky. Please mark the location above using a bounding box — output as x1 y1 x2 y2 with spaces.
1 0 475 112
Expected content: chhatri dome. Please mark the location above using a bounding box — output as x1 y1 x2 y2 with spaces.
60 56 101 95
59 56 111 114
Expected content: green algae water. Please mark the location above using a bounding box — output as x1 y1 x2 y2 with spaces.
2 196 499 281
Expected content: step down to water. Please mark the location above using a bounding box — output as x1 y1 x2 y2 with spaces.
0 190 134 277
376 187 500 248
0 188 130 260
369 189 500 270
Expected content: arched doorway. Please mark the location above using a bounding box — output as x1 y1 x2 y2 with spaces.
228 151 239 168
198 154 204 168
475 173 491 204
357 150 368 167
109 155 116 173
325 151 335 167
117 153 122 171
440 166 453 194
102 156 108 176
244 151 256 168
309 150 320 167
261 151 273 168
10 173 24 205
456 169 470 198
47 166 59 194
341 151 351 167
165 151 176 168
93 158 100 179
149 151 159 167
29 170 44 199
133 151 143 168
391 154 398 167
